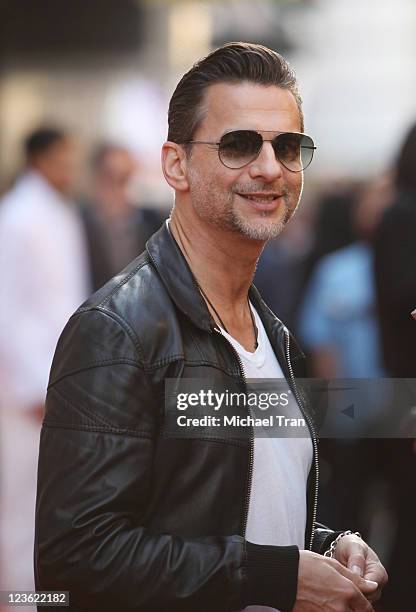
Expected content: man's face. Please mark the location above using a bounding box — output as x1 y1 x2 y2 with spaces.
185 82 304 241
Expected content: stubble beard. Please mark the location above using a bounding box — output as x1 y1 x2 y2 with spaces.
188 169 302 241
230 191 296 240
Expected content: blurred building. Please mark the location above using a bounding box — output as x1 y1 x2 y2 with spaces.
2 0 416 193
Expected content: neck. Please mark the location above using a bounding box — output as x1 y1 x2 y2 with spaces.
169 206 264 308
169 202 264 351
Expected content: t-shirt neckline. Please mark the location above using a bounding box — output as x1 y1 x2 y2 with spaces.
219 302 267 368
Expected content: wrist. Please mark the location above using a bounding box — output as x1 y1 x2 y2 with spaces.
323 530 362 558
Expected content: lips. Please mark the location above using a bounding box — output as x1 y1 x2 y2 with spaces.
236 192 283 211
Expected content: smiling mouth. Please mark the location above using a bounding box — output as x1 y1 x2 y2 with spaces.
236 192 283 210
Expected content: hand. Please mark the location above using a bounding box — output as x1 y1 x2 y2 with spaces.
334 534 388 603
294 550 378 611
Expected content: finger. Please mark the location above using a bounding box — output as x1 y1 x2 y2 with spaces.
347 551 367 578
335 574 374 612
339 539 367 574
363 564 388 587
332 560 378 593
356 577 378 595
349 587 375 612
364 563 386 603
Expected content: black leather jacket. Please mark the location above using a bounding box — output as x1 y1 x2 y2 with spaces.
35 222 338 612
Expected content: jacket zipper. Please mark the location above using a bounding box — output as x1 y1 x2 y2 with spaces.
155 226 315 544
213 328 254 539
284 328 319 551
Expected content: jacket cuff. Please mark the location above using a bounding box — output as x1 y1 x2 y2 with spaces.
312 528 345 555
244 542 299 611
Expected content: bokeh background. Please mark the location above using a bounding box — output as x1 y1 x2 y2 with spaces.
2 0 416 190
1 1 415 610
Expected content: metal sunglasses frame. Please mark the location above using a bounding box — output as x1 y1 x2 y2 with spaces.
185 129 317 172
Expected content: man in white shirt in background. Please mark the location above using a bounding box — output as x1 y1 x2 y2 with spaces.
0 127 90 605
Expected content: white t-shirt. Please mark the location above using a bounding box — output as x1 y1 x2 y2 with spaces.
219 304 312 612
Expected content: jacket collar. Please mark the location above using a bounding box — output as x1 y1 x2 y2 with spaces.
146 220 304 370
146 220 214 333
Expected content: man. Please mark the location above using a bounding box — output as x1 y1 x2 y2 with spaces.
80 143 165 291
35 44 387 611
0 128 90 606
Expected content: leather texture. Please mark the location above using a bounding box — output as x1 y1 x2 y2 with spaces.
35 222 337 611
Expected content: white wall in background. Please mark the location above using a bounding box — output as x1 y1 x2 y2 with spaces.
291 0 416 178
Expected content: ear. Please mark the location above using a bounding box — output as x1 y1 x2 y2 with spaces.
161 141 189 192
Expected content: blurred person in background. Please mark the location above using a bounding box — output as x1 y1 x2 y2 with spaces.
255 185 357 339
300 185 358 303
298 175 393 380
374 123 416 378
81 143 166 291
296 177 394 547
373 123 416 610
0 127 90 603
254 216 312 334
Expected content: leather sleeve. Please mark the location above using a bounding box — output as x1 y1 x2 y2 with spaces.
35 308 298 611
312 522 344 555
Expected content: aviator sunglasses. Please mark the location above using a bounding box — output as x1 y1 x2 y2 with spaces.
186 130 316 172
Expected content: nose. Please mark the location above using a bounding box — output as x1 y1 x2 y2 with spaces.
248 141 283 182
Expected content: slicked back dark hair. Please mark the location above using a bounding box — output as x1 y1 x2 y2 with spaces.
168 42 304 144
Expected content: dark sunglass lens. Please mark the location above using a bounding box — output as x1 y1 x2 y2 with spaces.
299 134 315 170
219 131 261 168
275 133 301 170
275 133 315 171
